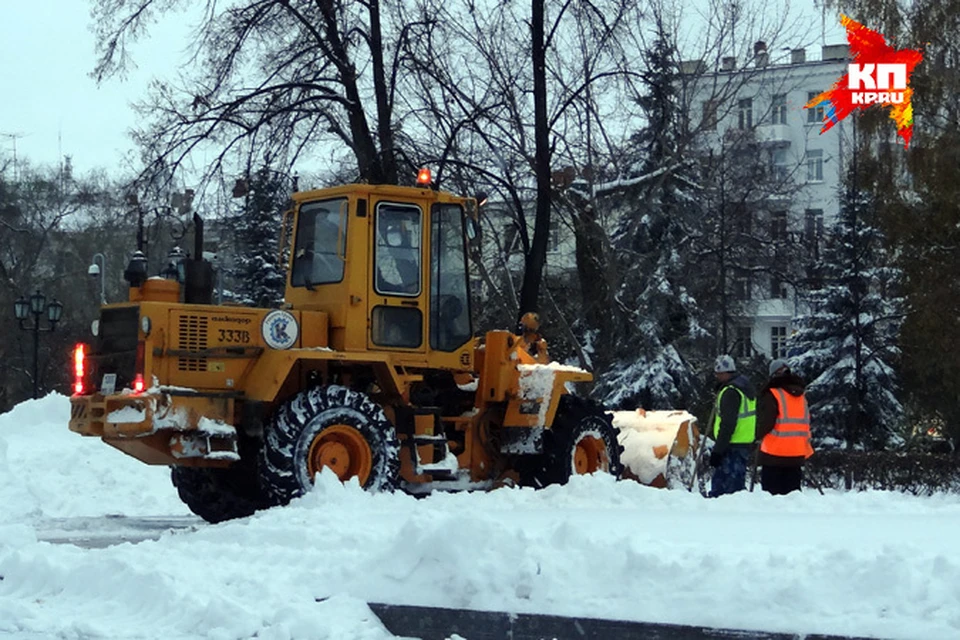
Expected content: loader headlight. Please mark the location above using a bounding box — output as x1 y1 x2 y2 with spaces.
141 316 152 336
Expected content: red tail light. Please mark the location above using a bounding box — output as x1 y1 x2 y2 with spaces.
73 344 86 395
133 340 146 393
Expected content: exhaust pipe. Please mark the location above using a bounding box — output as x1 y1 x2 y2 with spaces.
184 212 215 304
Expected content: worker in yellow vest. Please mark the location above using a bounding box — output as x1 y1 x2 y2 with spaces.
756 358 815 494
708 354 757 497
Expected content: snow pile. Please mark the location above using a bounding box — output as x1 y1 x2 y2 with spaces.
0 394 189 520
2 395 960 639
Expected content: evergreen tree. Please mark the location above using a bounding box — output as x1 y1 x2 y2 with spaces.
593 24 706 410
227 167 290 308
789 175 904 452
835 0 960 452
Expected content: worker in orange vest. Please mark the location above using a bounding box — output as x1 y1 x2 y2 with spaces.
755 358 815 495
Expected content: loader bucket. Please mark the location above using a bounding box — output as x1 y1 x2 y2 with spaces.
611 409 700 489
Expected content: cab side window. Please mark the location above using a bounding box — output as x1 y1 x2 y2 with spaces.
430 203 472 351
291 198 347 287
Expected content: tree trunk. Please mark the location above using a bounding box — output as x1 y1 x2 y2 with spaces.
317 0 385 183
368 0 398 184
519 0 551 317
571 199 615 364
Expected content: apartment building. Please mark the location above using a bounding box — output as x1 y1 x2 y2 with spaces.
683 42 853 359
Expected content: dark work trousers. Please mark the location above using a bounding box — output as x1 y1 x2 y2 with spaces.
709 447 751 497
761 465 803 495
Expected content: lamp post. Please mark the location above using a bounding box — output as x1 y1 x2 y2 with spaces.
88 253 107 304
14 289 64 399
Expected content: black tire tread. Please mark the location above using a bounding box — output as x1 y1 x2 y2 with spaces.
170 466 263 524
523 394 625 487
259 385 401 506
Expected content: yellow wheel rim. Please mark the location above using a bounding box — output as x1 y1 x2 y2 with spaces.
307 424 373 485
573 435 610 475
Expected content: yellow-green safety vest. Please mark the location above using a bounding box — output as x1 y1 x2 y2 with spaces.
712 385 757 444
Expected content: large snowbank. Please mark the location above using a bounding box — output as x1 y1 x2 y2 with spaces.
1 394 959 639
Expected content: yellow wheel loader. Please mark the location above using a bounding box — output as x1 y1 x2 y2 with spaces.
68 176 624 522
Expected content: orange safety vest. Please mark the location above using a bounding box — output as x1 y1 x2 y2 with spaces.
760 389 814 459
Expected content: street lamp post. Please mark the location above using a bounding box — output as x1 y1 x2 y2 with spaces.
14 289 64 399
88 253 107 304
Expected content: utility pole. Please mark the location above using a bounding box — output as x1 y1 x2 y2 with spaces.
1 131 28 181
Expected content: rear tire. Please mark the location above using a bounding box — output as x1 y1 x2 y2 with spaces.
259 385 400 506
523 395 624 488
171 465 263 524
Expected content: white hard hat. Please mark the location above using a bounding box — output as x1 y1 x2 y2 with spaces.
769 358 790 377
714 354 736 373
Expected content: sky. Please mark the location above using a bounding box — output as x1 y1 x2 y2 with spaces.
0 2 195 176
0 1 847 180
2 393 959 639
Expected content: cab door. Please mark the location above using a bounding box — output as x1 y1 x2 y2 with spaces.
428 202 472 355
368 199 427 352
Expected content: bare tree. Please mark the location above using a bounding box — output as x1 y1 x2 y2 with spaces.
396 0 639 336
0 162 123 408
90 0 443 187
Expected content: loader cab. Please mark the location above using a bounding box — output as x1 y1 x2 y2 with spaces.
285 183 475 371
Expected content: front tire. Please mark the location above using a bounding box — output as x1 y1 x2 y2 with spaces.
259 385 400 506
523 395 624 487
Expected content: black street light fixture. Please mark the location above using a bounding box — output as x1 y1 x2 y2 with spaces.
14 289 64 399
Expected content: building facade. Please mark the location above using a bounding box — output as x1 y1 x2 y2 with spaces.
684 43 853 359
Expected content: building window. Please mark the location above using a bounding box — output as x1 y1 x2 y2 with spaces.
807 91 825 124
770 277 788 299
548 218 560 253
770 211 788 242
733 326 754 358
804 208 824 256
702 100 718 130
804 209 824 241
806 149 824 182
771 325 788 358
732 273 752 300
771 94 787 125
738 98 753 129
770 148 788 181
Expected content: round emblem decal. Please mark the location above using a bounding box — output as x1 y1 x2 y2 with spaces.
261 310 299 350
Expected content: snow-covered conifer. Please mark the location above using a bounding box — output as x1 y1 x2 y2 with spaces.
789 185 904 450
226 166 289 308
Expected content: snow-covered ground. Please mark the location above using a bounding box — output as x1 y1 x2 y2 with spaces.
1 394 959 640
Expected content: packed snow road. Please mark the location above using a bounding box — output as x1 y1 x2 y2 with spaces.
2 395 959 640
35 515 201 549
